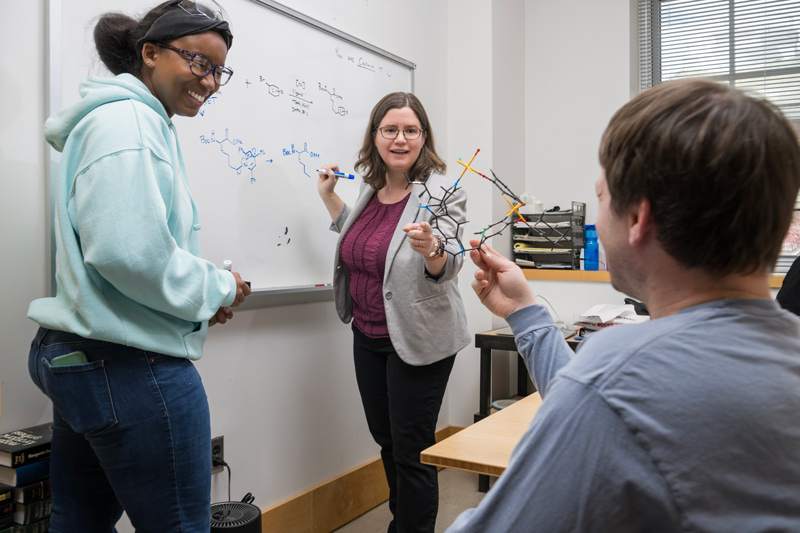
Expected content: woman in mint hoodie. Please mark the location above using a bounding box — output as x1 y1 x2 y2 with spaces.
27 1 250 530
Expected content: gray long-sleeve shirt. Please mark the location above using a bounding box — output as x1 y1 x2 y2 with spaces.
448 299 800 532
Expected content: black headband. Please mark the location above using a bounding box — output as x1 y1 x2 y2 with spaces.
136 8 233 53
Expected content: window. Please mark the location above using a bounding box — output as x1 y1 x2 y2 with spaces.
638 0 800 271
638 0 800 134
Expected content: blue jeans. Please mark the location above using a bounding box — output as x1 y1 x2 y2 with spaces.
352 325 456 533
28 327 211 533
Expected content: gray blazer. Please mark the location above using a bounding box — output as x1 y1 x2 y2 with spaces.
330 173 470 365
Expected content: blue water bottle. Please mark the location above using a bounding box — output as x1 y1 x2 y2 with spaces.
584 224 599 271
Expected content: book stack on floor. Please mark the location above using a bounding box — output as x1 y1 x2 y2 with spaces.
0 424 53 533
0 484 13 532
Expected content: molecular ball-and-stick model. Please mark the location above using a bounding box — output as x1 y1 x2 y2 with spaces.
406 148 572 257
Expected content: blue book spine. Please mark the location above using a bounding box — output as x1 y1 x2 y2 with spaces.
0 458 49 487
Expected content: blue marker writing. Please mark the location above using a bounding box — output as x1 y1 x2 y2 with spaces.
316 169 356 180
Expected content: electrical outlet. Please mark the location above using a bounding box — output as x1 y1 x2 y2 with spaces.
211 435 224 474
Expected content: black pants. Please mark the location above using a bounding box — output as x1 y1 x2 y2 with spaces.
352 325 456 533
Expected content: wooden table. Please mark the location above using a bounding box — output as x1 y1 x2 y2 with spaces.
474 327 579 423
471 327 577 491
421 393 543 490
473 327 530 423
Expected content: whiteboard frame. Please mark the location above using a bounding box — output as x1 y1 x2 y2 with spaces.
46 0 417 308
247 0 417 83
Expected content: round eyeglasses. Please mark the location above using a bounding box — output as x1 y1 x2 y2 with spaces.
377 127 425 140
155 42 234 86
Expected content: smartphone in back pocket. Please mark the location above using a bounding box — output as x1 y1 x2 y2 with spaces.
50 350 88 366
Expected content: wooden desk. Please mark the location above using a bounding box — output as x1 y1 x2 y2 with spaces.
474 328 529 423
421 393 542 485
474 328 579 422
471 328 577 491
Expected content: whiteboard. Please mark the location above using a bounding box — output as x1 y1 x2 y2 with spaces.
50 0 415 301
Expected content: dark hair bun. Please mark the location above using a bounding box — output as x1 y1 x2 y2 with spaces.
94 13 141 75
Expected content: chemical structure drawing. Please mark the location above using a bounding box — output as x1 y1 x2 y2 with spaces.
247 75 316 116
199 129 270 183
246 76 283 97
318 83 348 116
406 149 567 257
281 142 321 177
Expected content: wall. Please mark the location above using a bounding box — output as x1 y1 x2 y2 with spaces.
492 1 526 291
521 0 635 318
443 0 494 427
525 0 634 230
0 3 51 430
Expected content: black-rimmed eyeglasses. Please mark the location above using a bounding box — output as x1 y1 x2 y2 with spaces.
156 42 234 86
377 127 425 140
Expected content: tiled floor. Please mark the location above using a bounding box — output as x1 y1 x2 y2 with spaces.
334 468 488 532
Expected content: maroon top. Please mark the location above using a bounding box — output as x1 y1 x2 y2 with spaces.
340 192 411 338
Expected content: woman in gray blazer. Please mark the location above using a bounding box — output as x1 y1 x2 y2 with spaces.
318 92 469 533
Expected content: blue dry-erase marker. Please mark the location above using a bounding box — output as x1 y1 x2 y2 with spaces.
316 169 355 180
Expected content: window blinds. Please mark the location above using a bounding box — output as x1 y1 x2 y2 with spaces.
638 0 800 133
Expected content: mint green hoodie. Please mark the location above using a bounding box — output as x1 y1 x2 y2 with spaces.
28 74 236 360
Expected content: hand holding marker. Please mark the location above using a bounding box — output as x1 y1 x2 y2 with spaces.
223 259 252 298
316 169 355 180
211 260 244 325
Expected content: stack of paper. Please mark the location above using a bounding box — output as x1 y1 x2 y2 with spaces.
574 304 649 331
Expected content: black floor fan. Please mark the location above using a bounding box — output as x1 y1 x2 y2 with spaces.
210 499 261 532
210 458 261 532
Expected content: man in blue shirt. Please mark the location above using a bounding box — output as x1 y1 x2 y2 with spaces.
450 79 800 532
